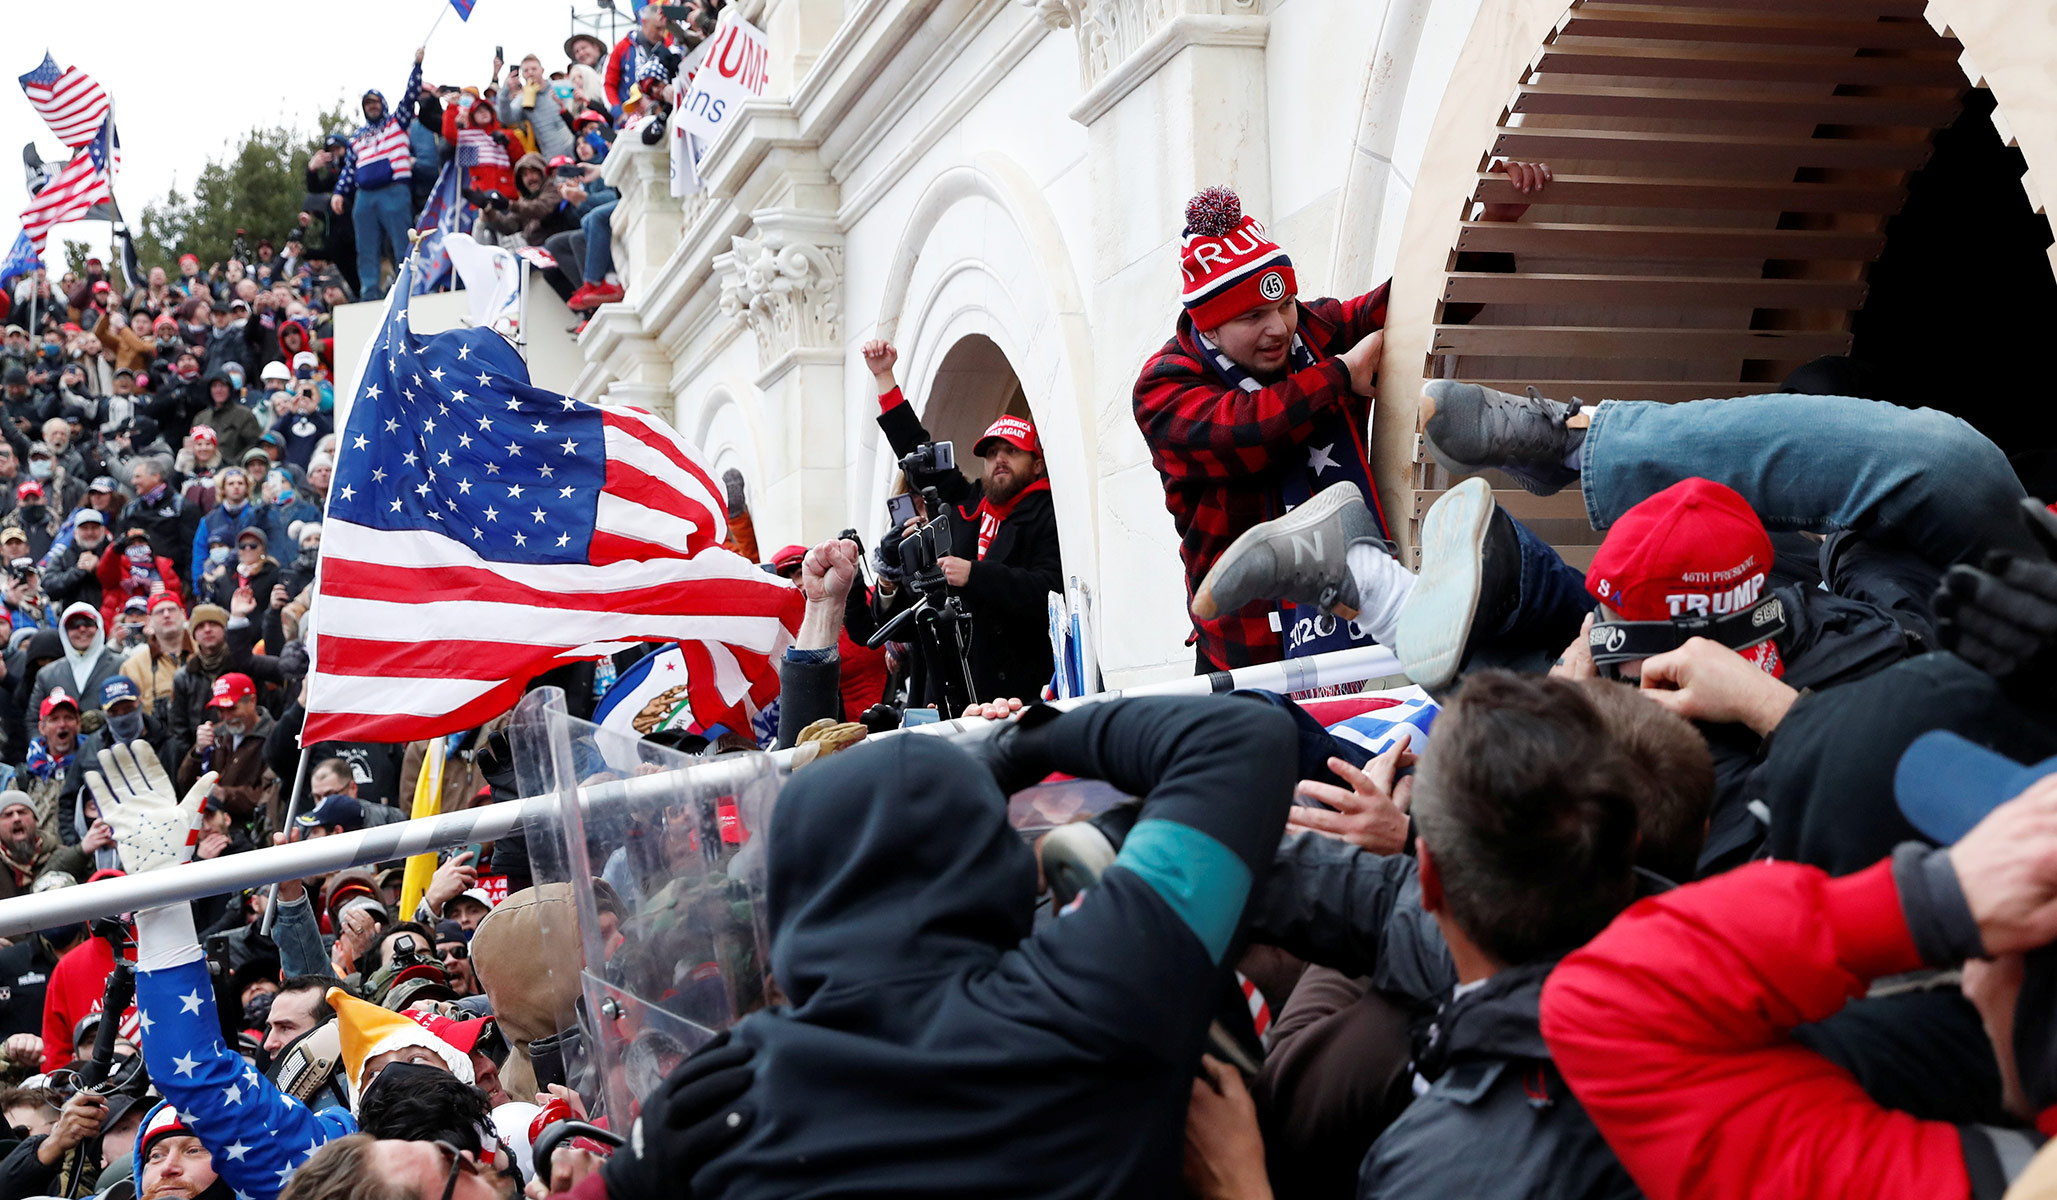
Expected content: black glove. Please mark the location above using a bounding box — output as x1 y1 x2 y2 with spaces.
602 1032 756 1200
873 522 907 585
1934 499 2057 691
961 703 1064 797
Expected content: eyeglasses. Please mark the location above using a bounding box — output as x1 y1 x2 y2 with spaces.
434 1141 480 1200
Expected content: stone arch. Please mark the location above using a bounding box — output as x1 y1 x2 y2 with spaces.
867 153 1098 609
680 382 768 527
1346 0 2057 562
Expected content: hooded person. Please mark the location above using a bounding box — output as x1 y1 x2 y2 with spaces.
189 370 263 464
96 529 184 631
128 1103 234 1200
29 601 117 720
442 94 518 199
466 884 585 1105
332 49 427 302
674 696 1297 1199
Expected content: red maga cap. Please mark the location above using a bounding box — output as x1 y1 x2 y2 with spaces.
974 415 1039 457
1586 477 1773 623
208 672 255 709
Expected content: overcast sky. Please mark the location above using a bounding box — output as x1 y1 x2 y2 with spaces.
5 0 631 270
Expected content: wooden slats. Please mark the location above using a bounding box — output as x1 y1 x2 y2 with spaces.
1431 325 1853 358
1452 380 1772 404
1512 83 1964 127
1491 127 1931 170
1455 221 1887 260
1414 488 1590 521
1441 272 1868 309
1560 5 1960 50
1470 173 1908 213
1616 0 1926 13
1535 41 1966 86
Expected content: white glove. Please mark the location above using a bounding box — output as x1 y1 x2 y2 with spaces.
86 742 216 878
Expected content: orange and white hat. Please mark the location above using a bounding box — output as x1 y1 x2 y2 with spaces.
327 987 474 1103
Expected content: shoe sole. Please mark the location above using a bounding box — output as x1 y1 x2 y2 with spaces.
1190 482 1364 622
1396 476 1494 691
1040 822 1116 910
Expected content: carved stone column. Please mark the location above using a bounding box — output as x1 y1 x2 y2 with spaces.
713 213 848 540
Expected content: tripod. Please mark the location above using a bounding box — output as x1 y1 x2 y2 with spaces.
867 573 980 716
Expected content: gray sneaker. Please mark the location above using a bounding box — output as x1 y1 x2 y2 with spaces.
1191 482 1381 622
1396 477 1513 690
1422 380 1584 496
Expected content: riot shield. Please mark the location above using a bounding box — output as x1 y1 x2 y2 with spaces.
509 688 783 1125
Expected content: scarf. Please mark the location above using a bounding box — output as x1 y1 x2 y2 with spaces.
24 736 73 782
1194 325 1384 660
973 478 1050 560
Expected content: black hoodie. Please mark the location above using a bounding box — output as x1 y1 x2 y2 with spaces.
697 696 1297 1199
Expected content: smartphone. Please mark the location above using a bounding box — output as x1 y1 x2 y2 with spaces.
901 706 941 727
886 493 918 528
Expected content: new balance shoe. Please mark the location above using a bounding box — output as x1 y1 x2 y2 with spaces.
1191 482 1385 623
1395 477 1521 691
1422 380 1586 496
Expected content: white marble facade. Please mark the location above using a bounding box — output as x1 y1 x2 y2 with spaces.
572 0 1504 687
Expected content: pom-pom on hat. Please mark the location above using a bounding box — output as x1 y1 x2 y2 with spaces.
1179 186 1297 330
327 986 475 1104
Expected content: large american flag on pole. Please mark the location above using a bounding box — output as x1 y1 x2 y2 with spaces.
17 54 110 148
303 255 802 744
19 116 118 252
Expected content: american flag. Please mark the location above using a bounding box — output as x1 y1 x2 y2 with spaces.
17 54 110 148
303 256 803 745
19 117 118 252
409 160 472 295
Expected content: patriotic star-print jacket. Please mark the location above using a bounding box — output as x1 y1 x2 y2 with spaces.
1130 285 1392 670
134 957 357 1200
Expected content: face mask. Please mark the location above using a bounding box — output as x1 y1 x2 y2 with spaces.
21 504 43 519
295 549 318 569
107 711 143 742
28 461 50 481
209 545 231 565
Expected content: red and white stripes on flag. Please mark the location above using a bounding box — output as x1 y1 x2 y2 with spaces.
304 524 802 742
19 125 117 252
18 56 110 148
302 269 802 746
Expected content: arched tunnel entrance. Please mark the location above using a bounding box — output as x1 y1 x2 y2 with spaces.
1395 0 2056 564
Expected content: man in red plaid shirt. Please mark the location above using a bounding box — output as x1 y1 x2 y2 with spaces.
1134 169 1550 671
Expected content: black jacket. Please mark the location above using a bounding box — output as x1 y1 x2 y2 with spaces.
40 537 108 612
697 696 1296 1199
118 487 200 572
874 400 1064 704
0 933 66 1038
1246 835 1638 1200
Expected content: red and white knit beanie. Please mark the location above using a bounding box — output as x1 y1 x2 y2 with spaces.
1179 187 1296 329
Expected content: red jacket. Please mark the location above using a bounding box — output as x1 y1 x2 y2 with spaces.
441 102 518 199
1131 286 1390 670
98 544 184 631
1540 860 1975 1200
40 935 138 1072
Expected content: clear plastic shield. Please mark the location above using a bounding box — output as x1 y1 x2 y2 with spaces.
509 688 783 1124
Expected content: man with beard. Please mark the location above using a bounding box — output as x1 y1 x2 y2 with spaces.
858 340 1062 705
176 673 275 823
0 793 86 900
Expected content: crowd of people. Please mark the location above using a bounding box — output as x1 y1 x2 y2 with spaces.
0 51 2048 1200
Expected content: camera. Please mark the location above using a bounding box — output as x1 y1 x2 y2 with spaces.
898 440 955 477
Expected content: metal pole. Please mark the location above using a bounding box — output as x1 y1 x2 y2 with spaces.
0 645 1405 938
257 743 317 936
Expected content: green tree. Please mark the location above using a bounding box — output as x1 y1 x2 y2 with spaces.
132 100 354 273
62 239 95 283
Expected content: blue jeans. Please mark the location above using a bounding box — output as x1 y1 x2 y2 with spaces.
582 200 617 283
352 182 414 300
1581 394 2033 567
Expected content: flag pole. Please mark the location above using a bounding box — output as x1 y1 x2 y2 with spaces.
422 3 453 47
257 744 316 935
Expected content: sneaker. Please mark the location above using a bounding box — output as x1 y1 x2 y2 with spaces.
1191 482 1384 622
1038 802 1140 909
565 283 602 312
1422 380 1585 496
1395 477 1520 690
586 281 625 307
